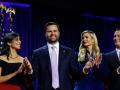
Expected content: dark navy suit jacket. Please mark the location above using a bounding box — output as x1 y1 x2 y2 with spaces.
32 44 81 90
104 50 120 90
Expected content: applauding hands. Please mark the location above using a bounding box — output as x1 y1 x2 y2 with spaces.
17 57 33 75
23 57 33 74
83 53 102 74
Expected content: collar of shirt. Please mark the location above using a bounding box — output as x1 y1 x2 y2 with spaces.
116 48 120 58
47 42 59 58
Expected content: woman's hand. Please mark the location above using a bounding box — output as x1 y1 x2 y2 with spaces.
94 54 102 68
87 53 94 66
83 61 93 74
23 57 33 74
17 63 24 74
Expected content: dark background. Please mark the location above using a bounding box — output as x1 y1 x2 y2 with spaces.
1 0 120 58
0 0 120 90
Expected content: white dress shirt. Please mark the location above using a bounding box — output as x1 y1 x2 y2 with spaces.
47 42 59 65
116 48 120 74
116 48 120 61
47 42 59 88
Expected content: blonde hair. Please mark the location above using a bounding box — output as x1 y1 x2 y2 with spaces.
78 30 100 62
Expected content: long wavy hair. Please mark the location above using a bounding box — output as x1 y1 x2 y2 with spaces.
78 30 100 62
1 32 20 60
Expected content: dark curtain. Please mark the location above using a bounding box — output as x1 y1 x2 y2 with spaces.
32 12 120 54
0 2 32 59
14 6 32 59
80 13 120 53
2 2 33 60
2 2 120 89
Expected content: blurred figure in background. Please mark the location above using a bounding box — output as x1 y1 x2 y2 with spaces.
103 28 120 90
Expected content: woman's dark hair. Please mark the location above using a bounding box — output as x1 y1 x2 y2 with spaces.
1 32 20 59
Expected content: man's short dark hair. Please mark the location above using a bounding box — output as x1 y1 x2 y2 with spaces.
44 22 60 32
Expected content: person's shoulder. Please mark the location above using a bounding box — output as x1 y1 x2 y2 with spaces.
60 45 72 50
33 45 47 53
104 50 115 56
0 55 7 60
0 55 6 65
60 45 76 53
103 50 116 59
0 55 9 63
18 56 24 62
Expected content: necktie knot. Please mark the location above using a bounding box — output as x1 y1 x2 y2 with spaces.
51 45 56 49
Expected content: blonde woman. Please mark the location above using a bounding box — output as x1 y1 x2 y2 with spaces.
74 30 104 90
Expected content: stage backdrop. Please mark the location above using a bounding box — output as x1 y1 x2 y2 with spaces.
0 2 32 60
1 2 120 90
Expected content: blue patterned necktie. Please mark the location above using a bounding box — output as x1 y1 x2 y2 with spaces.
51 46 59 89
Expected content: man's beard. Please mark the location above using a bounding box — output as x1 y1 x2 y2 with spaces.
46 38 59 44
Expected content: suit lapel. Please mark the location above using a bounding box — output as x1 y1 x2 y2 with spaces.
59 45 66 72
112 50 120 67
47 44 67 75
43 45 52 75
113 50 120 62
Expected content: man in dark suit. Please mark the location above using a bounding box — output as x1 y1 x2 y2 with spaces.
32 22 81 90
104 28 120 90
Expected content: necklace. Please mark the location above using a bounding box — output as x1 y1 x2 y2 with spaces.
9 55 19 59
